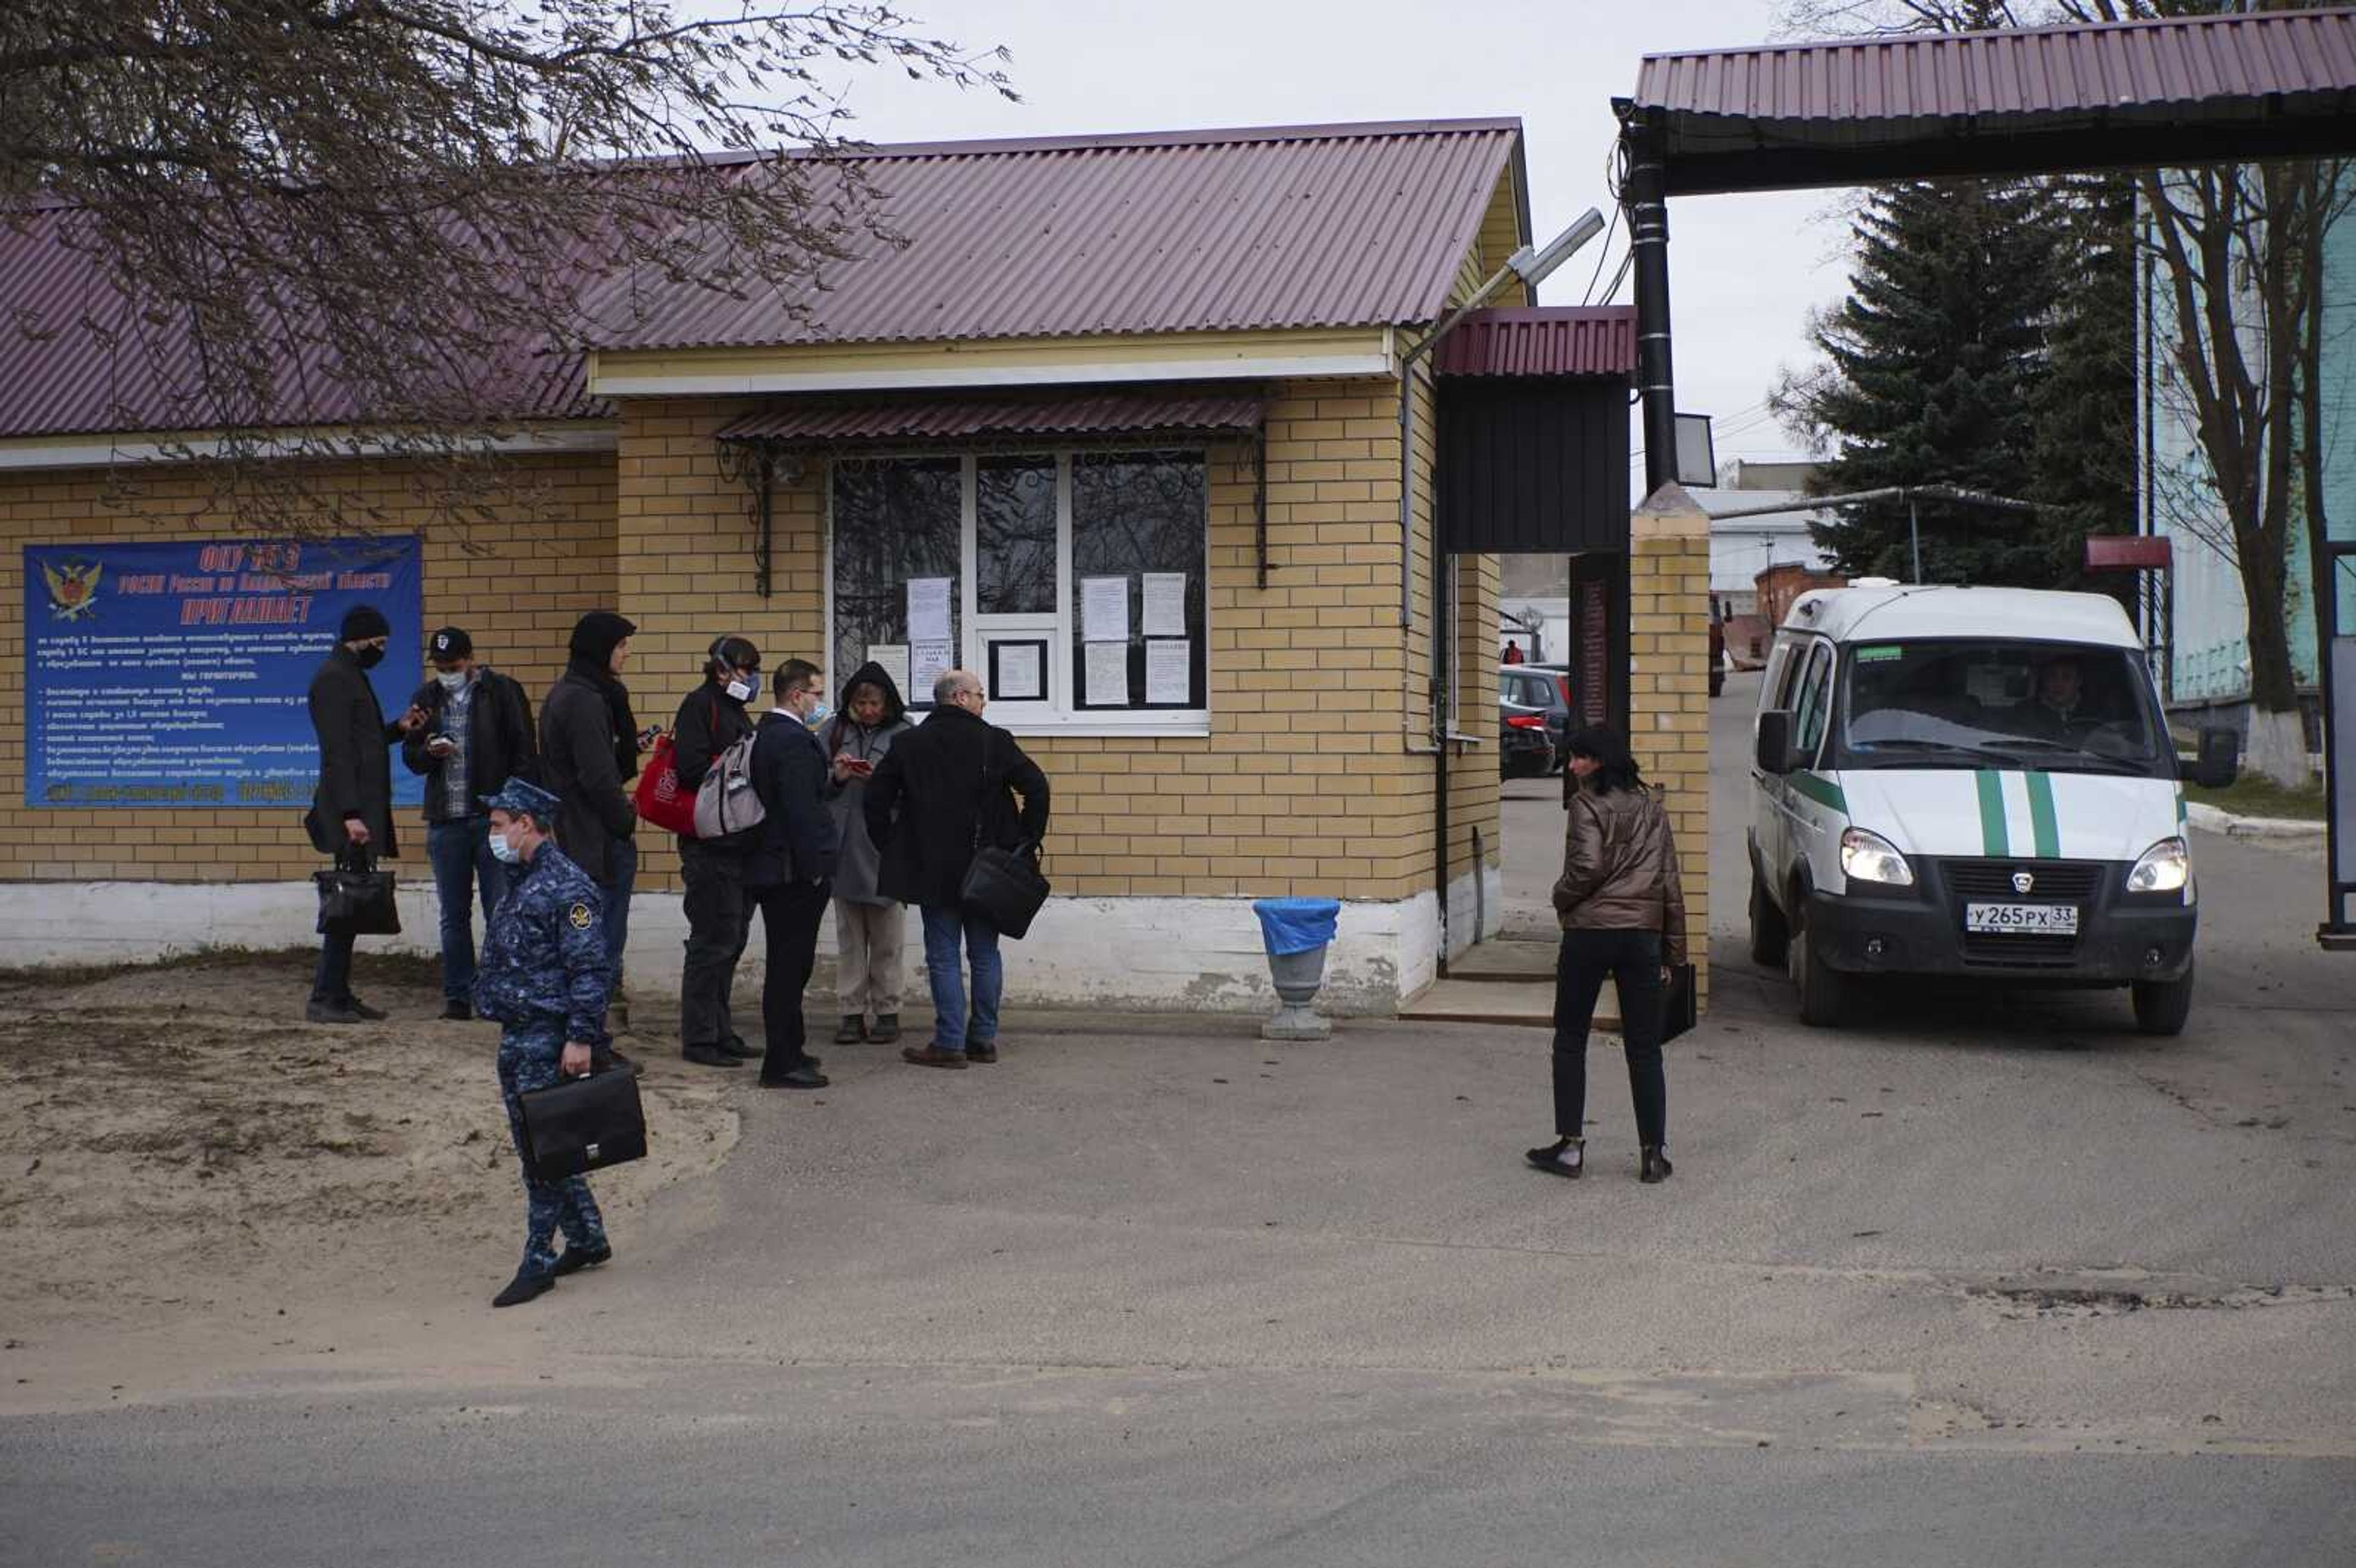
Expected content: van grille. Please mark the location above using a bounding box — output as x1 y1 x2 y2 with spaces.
1960 932 2081 967
1940 859 2105 901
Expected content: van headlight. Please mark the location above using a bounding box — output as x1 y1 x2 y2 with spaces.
2128 837 2192 898
1839 828 1914 887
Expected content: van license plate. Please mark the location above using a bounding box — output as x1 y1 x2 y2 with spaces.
1965 903 2079 936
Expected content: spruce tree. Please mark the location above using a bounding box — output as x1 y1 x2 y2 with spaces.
1777 179 2065 583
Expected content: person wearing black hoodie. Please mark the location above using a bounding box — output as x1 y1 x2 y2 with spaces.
540 611 644 1035
671 634 763 1069
822 660 915 1045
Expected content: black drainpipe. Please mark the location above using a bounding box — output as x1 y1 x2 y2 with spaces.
1621 110 1679 498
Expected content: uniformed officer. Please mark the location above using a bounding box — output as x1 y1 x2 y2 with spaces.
474 777 614 1309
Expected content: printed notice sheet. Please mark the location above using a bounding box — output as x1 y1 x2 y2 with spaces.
906 577 953 644
1144 639 1191 705
866 643 911 696
1142 572 1188 637
995 642 1044 700
910 639 955 699
1084 641 1130 706
1080 575 1129 644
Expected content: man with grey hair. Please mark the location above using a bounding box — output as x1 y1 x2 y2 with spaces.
864 669 1049 1068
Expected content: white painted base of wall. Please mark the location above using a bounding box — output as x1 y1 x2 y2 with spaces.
0 868 1506 1016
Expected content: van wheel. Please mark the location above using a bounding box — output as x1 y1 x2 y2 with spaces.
1747 875 1788 967
2131 964 2195 1037
1788 911 1848 1028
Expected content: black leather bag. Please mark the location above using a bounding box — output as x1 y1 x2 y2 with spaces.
517 1068 647 1182
1660 963 1698 1045
314 846 400 936
960 841 1050 940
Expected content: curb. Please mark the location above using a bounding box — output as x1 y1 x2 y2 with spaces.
2184 801 2327 839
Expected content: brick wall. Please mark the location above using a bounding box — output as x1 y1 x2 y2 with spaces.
1630 485 1712 1007
0 452 617 882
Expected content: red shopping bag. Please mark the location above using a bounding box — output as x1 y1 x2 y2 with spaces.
632 732 699 836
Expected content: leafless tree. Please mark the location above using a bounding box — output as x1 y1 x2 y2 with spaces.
1 2 1015 536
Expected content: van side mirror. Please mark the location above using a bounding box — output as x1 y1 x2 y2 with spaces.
1755 710 1794 775
2192 726 2240 790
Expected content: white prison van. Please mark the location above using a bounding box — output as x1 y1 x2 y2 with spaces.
1747 583 2237 1036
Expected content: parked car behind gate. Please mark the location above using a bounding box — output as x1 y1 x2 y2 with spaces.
1498 664 1573 777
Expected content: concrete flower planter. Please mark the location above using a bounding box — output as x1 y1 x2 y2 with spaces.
1254 897 1340 1041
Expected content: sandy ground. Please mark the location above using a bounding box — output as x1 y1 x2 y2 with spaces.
0 952 737 1347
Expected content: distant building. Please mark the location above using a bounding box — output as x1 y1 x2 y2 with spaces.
1688 483 1838 621
1755 562 1847 632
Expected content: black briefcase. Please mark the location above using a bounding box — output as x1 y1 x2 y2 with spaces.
314 846 400 936
516 1069 647 1182
960 842 1050 940
1661 963 1698 1045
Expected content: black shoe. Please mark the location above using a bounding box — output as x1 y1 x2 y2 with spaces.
868 1013 901 1045
441 999 474 1021
595 1045 644 1079
682 1043 743 1068
342 995 388 1021
720 1033 761 1060
1640 1146 1674 1185
833 1014 867 1045
1526 1137 1585 1179
758 1062 830 1090
306 999 364 1025
966 1041 999 1064
491 1269 555 1308
550 1242 612 1278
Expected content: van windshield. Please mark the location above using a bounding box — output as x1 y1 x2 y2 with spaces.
1834 639 2173 778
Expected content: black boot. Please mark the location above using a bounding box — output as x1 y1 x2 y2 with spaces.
833 1014 867 1045
1525 1137 1584 1179
491 1268 554 1308
550 1242 612 1278
1640 1146 1674 1184
869 1013 901 1045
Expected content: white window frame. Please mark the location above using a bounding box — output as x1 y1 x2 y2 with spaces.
825 448 1212 738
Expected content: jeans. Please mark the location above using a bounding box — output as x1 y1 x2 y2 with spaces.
1552 928 1668 1147
427 817 510 1002
601 837 637 995
679 840 753 1049
920 904 1001 1053
311 928 355 1005
751 879 829 1077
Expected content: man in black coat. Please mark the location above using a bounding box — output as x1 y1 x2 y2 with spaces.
864 669 1049 1069
745 658 841 1089
670 634 763 1069
400 625 537 1020
540 611 644 1030
305 604 427 1023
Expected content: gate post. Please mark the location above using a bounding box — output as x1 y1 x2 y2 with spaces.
1630 483 1713 1009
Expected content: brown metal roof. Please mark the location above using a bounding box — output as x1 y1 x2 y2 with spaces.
1625 7 2356 195
585 119 1525 353
713 385 1268 446
1432 307 1634 379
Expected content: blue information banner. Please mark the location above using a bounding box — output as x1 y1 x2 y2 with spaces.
23 535 423 809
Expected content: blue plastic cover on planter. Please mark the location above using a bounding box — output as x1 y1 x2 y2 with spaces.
1253 897 1340 957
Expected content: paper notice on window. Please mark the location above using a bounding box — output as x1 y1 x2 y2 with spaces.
996 642 1043 701
906 577 953 644
909 639 956 701
866 643 911 697
1084 640 1130 707
1081 575 1129 643
1142 572 1188 637
1144 638 1191 705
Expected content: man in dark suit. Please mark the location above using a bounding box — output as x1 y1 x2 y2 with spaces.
745 659 840 1088
305 604 427 1023
864 669 1049 1069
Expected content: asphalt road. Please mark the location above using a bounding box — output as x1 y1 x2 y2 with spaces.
8 674 2354 1566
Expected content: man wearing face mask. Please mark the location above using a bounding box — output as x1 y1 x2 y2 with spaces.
401 626 538 1021
304 604 428 1024
744 658 841 1088
671 634 765 1069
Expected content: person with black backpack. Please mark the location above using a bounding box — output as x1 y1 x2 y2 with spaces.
671 635 763 1069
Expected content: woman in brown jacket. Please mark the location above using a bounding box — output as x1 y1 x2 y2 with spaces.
1528 724 1688 1184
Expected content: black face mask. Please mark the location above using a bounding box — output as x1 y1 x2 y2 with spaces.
353 644 386 669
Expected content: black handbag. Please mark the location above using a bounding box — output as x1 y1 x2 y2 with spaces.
314 845 400 936
1660 963 1698 1045
517 1068 647 1182
961 841 1050 939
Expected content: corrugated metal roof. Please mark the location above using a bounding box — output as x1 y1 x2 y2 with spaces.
1432 307 1634 379
713 385 1267 445
585 119 1523 353
1631 7 2356 124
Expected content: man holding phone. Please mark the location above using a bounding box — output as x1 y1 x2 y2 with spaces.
402 625 537 1021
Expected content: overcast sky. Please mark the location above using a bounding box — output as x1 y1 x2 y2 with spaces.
825 0 1849 473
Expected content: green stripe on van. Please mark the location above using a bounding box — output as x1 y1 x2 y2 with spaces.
1790 771 1846 811
1974 770 2010 856
2025 772 2061 859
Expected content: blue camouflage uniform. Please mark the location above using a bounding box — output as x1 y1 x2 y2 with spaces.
473 782 613 1278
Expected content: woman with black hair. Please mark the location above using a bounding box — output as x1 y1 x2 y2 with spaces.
1528 724 1689 1185
672 634 765 1069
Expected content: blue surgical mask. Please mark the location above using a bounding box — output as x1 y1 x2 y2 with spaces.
488 831 521 864
803 701 830 731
